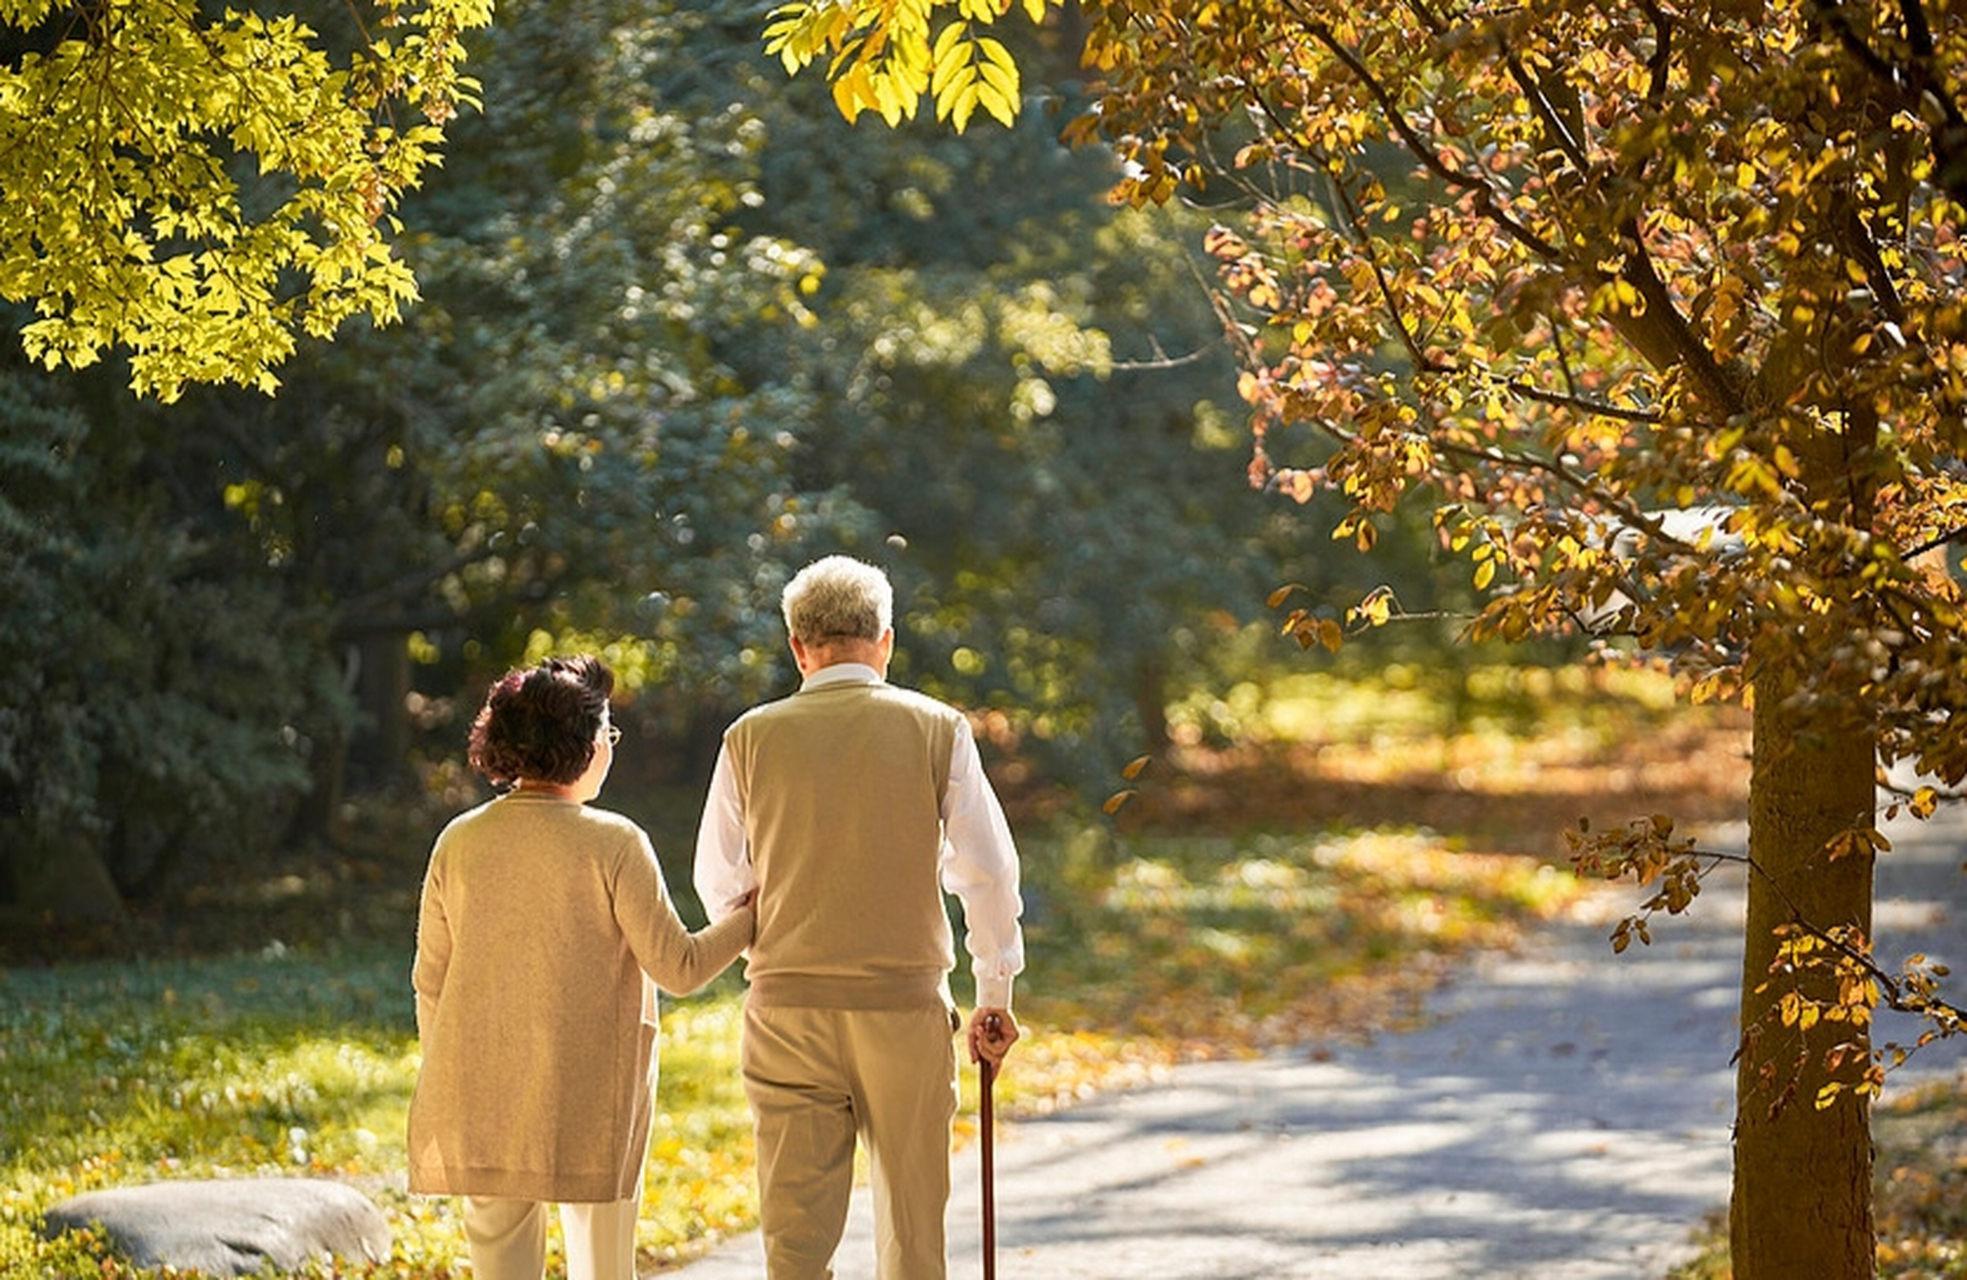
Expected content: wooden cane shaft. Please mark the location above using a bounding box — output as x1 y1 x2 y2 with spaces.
981 1054 997 1280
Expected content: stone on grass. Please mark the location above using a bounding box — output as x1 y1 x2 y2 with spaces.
42 1177 391 1275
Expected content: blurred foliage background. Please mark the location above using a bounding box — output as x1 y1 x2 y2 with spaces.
0 0 1482 929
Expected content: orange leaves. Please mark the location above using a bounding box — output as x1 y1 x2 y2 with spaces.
1202 225 1248 259
1567 810 1711 955
1347 585 1396 629
1204 222 1284 311
1272 468 1318 504
1274 600 1344 653
1902 786 1940 821
1825 825 1892 861
1102 755 1154 815
1267 581 1404 653
1739 919 1958 1116
964 1029 1173 1123
1692 272 1754 358
1331 510 1379 552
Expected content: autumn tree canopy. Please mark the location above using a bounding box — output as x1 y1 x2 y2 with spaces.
767 0 1967 1274
0 0 492 399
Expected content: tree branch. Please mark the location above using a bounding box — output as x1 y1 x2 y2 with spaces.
1814 0 1967 202
1497 45 1592 176
1329 173 1452 374
1612 219 1751 417
1279 0 1564 262
1903 522 1967 558
1507 378 1662 423
1588 826 1965 1067
1640 0 1675 113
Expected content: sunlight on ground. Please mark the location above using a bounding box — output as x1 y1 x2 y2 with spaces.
19 664 1957 1279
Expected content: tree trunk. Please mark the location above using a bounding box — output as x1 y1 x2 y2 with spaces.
289 715 351 848
8 828 125 922
1729 664 1877 1279
1133 654 1171 756
347 631 413 791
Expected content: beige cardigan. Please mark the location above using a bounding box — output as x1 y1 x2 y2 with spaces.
407 791 753 1202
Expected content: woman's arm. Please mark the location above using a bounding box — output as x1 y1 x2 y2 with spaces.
616 826 755 994
410 846 453 1037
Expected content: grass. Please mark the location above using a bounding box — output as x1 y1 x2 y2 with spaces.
0 821 1567 1278
0 947 437 1277
9 660 1948 1278
1019 826 1573 1054
0 948 757 1277
1874 1077 1967 1278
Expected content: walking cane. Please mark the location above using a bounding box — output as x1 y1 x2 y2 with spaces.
980 1013 1000 1280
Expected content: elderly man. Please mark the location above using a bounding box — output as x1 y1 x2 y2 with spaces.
693 555 1025 1280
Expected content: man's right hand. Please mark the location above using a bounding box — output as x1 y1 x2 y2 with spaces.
968 1007 1020 1065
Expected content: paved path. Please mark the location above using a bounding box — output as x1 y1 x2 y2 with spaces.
664 799 1965 1280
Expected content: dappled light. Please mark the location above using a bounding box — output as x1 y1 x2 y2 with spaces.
5 0 1964 1268
5 661 1959 1277
1132 663 1751 857
1023 827 1578 1056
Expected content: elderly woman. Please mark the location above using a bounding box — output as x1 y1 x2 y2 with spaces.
407 655 753 1280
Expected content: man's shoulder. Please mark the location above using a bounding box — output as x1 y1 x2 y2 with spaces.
867 682 965 723
729 680 966 732
729 690 802 728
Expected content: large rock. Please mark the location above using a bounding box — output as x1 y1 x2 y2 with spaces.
42 1177 392 1275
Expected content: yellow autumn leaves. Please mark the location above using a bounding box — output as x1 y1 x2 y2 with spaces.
763 0 1048 130
0 0 493 399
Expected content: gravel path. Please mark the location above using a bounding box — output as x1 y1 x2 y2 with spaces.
664 799 1965 1279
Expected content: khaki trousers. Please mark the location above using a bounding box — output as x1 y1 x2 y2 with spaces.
463 1193 641 1280
743 1003 960 1280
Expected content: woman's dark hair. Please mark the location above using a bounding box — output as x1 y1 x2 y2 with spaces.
467 655 615 787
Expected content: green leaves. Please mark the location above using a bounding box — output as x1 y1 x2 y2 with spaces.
0 0 492 399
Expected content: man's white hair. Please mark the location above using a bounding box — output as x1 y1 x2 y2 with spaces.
782 555 893 644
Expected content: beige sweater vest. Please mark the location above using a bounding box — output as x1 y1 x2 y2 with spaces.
726 676 961 1009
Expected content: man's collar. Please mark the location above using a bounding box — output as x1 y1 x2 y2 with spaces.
800 662 884 691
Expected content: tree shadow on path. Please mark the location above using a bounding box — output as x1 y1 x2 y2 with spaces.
670 801 1964 1280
